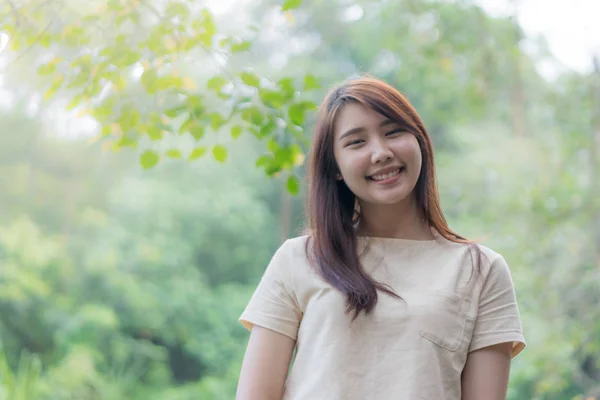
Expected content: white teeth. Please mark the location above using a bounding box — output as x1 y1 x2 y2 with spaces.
371 168 401 181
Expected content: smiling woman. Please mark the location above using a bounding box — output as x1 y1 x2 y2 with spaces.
333 102 422 208
236 76 526 400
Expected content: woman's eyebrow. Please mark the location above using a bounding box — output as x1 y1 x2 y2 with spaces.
380 119 396 128
339 126 365 141
339 120 398 141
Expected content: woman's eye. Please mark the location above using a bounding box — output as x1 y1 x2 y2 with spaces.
386 128 404 136
346 139 364 146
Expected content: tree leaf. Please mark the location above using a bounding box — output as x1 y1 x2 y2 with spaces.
39 34 52 48
240 72 260 88
287 175 300 194
140 150 159 169
165 106 186 118
118 106 140 131
219 37 232 49
304 74 321 90
231 125 243 139
212 145 228 162
292 145 305 166
148 32 164 53
194 9 216 47
114 136 137 148
166 2 189 17
267 137 279 153
259 89 285 108
91 97 116 122
166 149 182 158
146 126 163 141
207 76 228 92
189 146 207 160
37 63 56 76
241 107 265 125
231 41 252 53
66 95 84 111
265 164 283 176
156 76 180 91
115 51 140 67
274 146 294 167
260 120 277 138
277 77 295 100
288 103 305 125
141 69 158 94
282 0 303 11
190 125 205 140
210 113 226 131
256 155 272 167
186 94 203 108
43 73 65 101
288 100 317 125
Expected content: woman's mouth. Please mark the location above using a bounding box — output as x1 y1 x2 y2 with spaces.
368 166 405 182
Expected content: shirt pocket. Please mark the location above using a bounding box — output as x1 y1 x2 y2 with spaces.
409 290 470 352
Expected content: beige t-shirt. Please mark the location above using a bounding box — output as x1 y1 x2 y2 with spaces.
240 235 526 400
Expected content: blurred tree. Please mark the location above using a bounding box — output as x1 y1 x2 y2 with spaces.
0 152 279 398
1 0 598 399
1 0 314 184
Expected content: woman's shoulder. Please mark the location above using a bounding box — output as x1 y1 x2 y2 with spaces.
271 235 321 295
472 242 503 261
435 236 504 261
283 234 311 246
278 234 311 256
467 242 515 281
433 237 511 278
270 235 315 274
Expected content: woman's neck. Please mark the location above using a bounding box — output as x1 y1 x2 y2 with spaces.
356 197 433 240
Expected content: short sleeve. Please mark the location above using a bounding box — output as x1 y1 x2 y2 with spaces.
239 240 302 340
468 255 526 358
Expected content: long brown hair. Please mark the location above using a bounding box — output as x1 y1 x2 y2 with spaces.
306 76 477 319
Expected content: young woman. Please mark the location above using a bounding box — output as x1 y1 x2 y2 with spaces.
236 76 526 400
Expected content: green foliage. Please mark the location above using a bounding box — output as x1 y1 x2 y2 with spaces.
140 150 160 169
189 146 207 160
0 140 284 398
282 0 303 12
1 0 320 184
0 0 599 399
0 342 43 400
212 145 227 162
286 175 300 195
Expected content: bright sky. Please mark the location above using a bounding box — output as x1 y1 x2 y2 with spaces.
1 0 598 74
210 0 600 75
478 0 600 73
0 0 596 137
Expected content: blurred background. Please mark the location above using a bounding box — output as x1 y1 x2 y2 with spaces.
0 0 599 399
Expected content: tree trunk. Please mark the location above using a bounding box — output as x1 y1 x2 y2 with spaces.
510 1 526 137
280 182 292 242
591 56 600 267
581 55 600 399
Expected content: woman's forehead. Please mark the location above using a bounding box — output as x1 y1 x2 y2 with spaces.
334 103 396 137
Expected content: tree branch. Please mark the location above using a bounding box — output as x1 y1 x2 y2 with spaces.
7 0 21 27
2 20 53 72
2 0 56 28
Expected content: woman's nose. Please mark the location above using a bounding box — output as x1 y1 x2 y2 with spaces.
371 141 393 164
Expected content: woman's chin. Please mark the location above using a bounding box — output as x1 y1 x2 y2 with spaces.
360 192 413 207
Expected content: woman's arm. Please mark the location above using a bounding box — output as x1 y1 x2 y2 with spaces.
461 342 513 400
236 325 296 400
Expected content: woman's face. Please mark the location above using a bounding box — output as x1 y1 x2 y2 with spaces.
332 102 422 207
